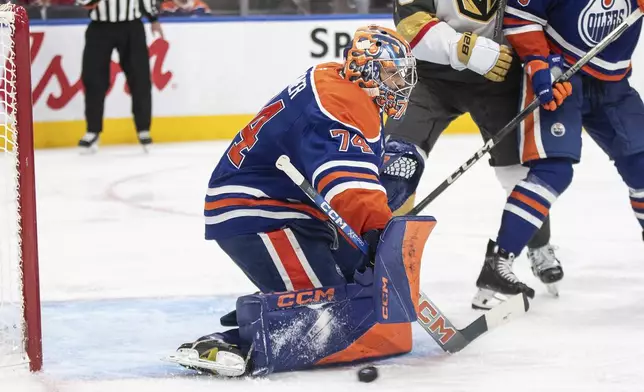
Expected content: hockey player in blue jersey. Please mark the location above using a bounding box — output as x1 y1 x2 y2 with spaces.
471 0 644 298
166 26 438 377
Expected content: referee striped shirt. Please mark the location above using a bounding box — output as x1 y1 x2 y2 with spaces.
77 0 159 23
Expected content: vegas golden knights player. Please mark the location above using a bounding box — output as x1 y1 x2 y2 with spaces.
380 0 564 309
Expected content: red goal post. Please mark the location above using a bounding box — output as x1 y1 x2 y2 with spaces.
0 4 42 372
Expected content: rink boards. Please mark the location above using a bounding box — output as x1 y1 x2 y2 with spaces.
29 15 490 148
28 15 644 149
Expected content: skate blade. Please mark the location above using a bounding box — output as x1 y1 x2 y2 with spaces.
79 145 98 155
162 348 245 377
546 283 559 297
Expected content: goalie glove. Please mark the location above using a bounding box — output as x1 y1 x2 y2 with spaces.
380 138 426 212
526 54 572 111
452 32 513 82
449 32 512 82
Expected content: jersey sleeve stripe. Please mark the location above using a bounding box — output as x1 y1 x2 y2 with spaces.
311 160 379 188
545 27 632 71
207 185 269 198
395 11 440 49
503 24 543 36
550 42 631 81
316 171 379 194
505 6 547 25
409 19 439 49
205 198 328 221
205 210 312 225
324 181 387 204
502 16 535 27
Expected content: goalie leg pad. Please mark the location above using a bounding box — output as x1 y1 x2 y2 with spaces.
374 216 437 324
236 277 411 376
381 138 427 212
235 217 438 376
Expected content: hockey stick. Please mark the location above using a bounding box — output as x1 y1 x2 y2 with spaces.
492 0 509 42
408 8 644 216
275 154 529 353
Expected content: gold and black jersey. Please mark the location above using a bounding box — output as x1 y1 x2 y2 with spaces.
394 0 514 83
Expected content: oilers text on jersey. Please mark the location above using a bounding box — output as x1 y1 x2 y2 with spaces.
503 0 643 80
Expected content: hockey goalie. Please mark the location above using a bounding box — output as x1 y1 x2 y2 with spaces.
165 25 438 377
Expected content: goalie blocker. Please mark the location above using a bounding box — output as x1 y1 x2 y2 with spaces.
167 217 436 376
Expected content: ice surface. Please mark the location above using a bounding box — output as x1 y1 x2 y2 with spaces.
1 135 643 392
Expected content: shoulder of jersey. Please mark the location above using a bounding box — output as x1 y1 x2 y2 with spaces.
160 1 177 10
309 62 381 143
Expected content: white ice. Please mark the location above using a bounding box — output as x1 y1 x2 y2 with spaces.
1 134 643 392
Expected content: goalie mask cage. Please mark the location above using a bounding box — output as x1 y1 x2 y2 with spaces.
0 4 42 372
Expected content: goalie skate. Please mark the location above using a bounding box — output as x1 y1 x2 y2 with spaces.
527 244 563 297
163 336 247 377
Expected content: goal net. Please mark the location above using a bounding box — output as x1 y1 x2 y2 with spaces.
0 4 42 372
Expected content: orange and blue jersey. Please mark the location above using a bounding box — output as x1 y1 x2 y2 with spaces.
503 0 642 81
159 0 210 14
204 62 392 240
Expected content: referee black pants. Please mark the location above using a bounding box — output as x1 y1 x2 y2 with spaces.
81 20 151 134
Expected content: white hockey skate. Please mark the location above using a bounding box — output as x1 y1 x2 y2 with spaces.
163 335 248 377
78 132 99 155
527 244 563 297
137 131 152 153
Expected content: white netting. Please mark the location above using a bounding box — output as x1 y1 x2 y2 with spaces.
0 4 27 370
383 156 419 179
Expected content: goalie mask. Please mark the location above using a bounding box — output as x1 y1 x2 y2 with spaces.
343 25 417 119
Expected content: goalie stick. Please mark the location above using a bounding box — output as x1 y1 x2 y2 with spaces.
275 154 529 353
407 8 644 216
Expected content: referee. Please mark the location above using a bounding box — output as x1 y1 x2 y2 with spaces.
76 0 164 153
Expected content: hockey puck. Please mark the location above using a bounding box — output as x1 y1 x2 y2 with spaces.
357 365 378 383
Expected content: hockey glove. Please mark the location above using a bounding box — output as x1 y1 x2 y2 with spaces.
381 138 426 212
639 0 644 12
526 54 572 111
453 32 513 82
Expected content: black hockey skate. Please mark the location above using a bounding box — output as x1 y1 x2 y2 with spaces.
527 244 563 297
472 240 535 310
164 333 248 377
